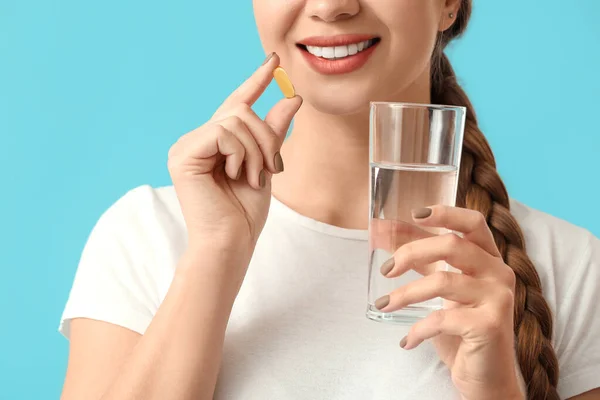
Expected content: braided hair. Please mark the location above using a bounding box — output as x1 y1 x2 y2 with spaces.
432 2 560 399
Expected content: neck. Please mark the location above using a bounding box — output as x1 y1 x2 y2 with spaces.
271 68 432 230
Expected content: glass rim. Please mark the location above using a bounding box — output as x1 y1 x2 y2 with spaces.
370 101 466 113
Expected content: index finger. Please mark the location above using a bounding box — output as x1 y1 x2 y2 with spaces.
215 52 280 115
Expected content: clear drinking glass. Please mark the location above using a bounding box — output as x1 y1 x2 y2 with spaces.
366 102 466 325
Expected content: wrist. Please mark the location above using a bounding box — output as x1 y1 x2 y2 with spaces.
186 231 254 260
184 241 252 263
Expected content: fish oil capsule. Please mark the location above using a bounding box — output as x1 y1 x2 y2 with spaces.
273 66 296 98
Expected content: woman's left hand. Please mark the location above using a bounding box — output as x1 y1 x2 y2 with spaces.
375 205 525 400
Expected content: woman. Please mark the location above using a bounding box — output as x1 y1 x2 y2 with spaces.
59 1 600 399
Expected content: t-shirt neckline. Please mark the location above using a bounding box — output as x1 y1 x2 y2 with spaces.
269 195 369 241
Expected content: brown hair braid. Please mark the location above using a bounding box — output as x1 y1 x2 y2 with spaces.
431 2 560 399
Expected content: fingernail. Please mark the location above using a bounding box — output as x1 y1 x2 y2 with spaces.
259 170 266 188
399 336 408 349
374 295 390 310
380 258 395 276
274 152 284 172
412 207 432 219
262 52 275 65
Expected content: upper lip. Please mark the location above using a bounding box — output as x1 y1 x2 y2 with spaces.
298 34 379 47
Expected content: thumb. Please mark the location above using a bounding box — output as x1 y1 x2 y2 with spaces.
264 95 303 140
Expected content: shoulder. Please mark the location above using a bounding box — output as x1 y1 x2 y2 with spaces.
509 198 595 280
509 197 598 306
510 199 600 398
105 184 182 224
509 198 594 248
59 185 184 337
81 184 187 281
508 198 597 311
98 185 185 246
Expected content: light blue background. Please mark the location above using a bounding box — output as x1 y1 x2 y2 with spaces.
1 1 599 398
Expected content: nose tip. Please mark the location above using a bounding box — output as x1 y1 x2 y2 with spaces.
307 0 360 23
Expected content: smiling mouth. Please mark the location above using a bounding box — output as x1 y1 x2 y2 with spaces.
297 38 381 61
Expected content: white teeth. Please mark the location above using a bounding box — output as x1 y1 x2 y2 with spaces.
306 45 322 57
348 43 358 55
334 45 348 58
305 39 375 60
321 46 335 59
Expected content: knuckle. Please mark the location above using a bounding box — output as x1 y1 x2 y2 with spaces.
503 266 517 289
474 210 487 228
397 242 414 263
433 271 453 290
213 125 239 149
213 123 230 137
479 313 502 334
429 309 446 328
167 132 192 164
495 286 515 310
168 129 195 158
445 233 462 250
232 104 255 122
234 102 253 115
227 115 246 131
167 152 185 174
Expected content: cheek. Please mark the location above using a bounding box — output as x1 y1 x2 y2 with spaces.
383 3 440 74
253 0 302 53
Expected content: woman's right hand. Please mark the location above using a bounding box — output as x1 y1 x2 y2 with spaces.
168 53 302 255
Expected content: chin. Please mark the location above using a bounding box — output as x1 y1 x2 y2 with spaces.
295 68 426 116
310 97 369 116
299 84 380 116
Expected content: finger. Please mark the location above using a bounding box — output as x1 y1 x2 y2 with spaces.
375 272 488 313
403 306 510 349
217 116 265 189
233 103 288 174
217 129 246 180
402 308 482 349
171 125 245 180
264 95 303 139
412 205 500 257
386 233 501 278
215 52 280 115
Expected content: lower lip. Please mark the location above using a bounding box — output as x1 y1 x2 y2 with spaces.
299 42 379 75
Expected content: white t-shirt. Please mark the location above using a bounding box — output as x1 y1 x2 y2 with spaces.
59 185 600 399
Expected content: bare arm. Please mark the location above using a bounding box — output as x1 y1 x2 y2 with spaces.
61 247 246 400
61 53 300 400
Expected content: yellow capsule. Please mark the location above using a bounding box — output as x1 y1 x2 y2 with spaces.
273 66 296 98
